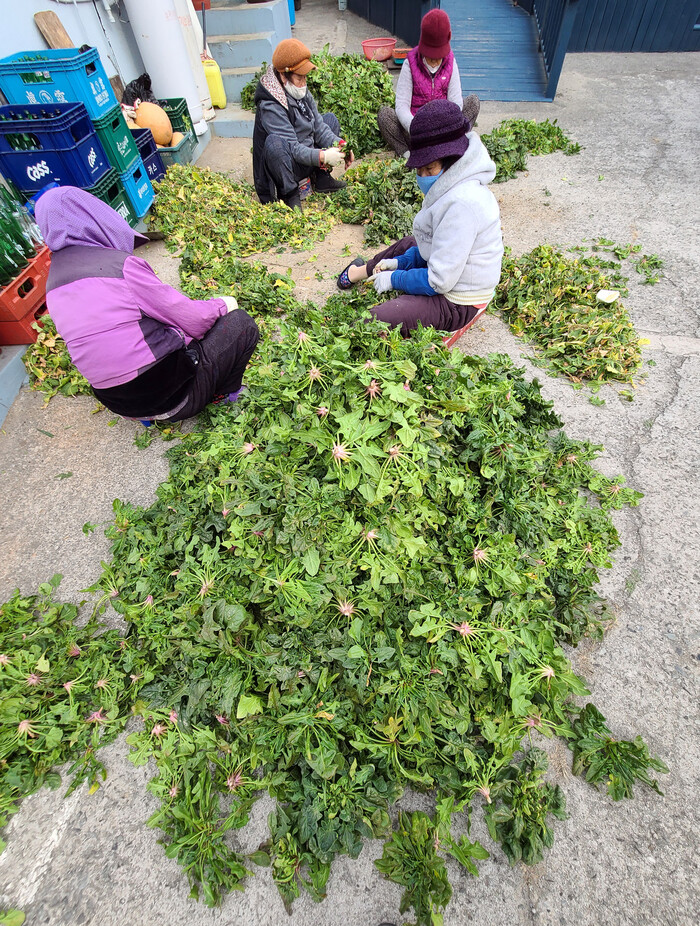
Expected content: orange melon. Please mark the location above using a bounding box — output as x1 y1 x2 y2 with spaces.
135 102 173 146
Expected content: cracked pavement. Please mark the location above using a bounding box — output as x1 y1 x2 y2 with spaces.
0 22 698 926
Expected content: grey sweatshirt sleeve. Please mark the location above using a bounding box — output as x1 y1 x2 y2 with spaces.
447 64 463 107
257 99 322 169
395 60 414 133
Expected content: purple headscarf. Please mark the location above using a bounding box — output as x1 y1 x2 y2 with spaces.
35 186 148 253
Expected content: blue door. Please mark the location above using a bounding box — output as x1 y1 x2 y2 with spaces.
441 0 580 101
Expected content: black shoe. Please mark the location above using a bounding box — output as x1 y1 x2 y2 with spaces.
337 257 365 290
282 191 303 211
313 170 347 194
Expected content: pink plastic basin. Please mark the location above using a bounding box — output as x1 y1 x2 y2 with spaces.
361 38 397 62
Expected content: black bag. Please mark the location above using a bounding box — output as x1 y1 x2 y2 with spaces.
122 73 159 107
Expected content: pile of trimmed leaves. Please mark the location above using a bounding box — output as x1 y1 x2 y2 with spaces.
481 118 581 183
0 576 141 851
150 166 334 257
240 47 395 158
493 245 643 384
6 282 667 922
67 288 663 921
588 237 665 285
330 157 424 247
179 251 306 322
22 318 91 404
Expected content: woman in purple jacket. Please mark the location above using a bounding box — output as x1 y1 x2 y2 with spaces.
35 187 259 422
377 9 480 157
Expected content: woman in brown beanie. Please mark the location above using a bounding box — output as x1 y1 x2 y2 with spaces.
378 9 480 157
337 100 503 341
252 38 354 210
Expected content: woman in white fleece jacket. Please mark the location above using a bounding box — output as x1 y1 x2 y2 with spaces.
337 100 504 339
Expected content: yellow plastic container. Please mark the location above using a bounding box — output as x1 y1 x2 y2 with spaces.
202 57 226 109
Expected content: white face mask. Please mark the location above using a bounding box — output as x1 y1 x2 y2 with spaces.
423 58 442 75
285 81 307 100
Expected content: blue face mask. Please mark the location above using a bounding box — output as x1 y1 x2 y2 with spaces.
416 170 443 195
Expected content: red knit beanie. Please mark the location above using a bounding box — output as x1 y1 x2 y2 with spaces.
418 9 452 59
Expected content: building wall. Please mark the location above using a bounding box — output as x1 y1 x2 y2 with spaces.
569 0 700 52
0 0 144 85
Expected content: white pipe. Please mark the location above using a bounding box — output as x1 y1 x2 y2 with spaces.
173 0 212 112
101 0 116 24
122 0 203 124
186 0 208 56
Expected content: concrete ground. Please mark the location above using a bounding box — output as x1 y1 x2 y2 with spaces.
1 2 699 923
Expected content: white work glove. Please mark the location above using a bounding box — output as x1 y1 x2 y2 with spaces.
221 295 238 313
375 258 398 272
322 147 344 168
373 270 395 295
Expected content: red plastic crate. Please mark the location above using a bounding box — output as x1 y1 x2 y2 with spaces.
0 301 48 345
0 245 51 322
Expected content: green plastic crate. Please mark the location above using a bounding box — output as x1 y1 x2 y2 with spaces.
157 97 195 140
157 130 197 170
92 105 140 173
87 167 137 226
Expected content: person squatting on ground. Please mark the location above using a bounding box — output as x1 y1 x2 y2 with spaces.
252 38 354 210
377 8 480 157
337 99 504 338
35 187 260 422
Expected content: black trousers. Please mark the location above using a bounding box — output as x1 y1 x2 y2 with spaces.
167 310 260 421
262 112 341 201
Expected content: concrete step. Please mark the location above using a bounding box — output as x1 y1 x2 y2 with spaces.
199 0 291 42
211 102 255 138
221 65 260 102
208 31 275 68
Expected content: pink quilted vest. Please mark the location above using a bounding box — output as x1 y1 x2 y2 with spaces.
408 47 454 115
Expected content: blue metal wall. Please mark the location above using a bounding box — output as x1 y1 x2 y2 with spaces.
569 0 700 51
347 0 437 46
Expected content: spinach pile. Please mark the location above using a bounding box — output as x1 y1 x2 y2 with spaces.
240 47 395 158
0 576 139 851
493 245 643 384
481 118 581 183
78 287 662 921
330 157 424 248
179 251 306 322
150 166 334 257
22 318 91 404
588 237 665 286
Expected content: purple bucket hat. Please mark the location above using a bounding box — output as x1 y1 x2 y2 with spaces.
406 99 470 169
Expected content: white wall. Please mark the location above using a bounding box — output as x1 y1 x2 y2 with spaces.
0 0 144 86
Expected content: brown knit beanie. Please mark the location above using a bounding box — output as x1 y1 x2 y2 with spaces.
272 39 316 76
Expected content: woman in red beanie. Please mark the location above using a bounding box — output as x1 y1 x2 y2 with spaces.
378 9 479 157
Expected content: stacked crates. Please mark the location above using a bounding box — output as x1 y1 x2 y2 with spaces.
0 48 116 119
129 98 197 179
0 184 50 345
157 98 197 169
131 128 166 185
0 48 155 226
0 102 110 193
92 105 154 221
